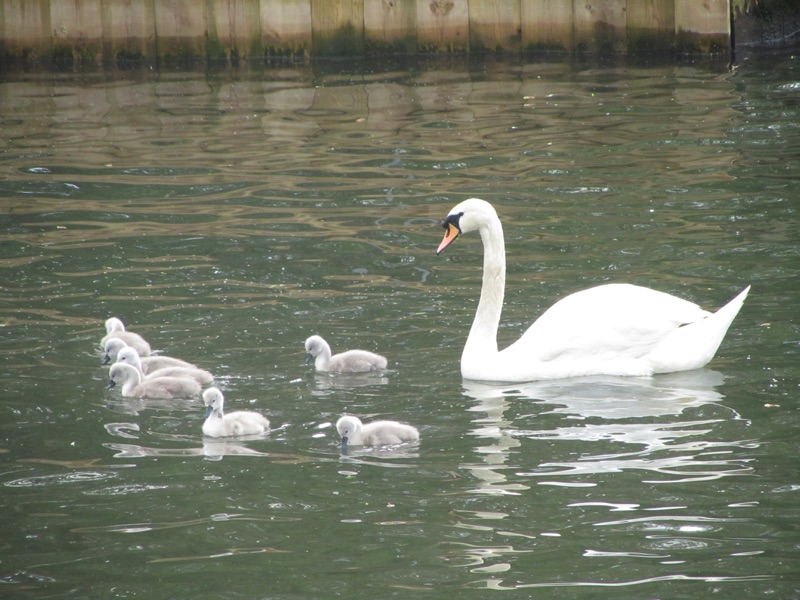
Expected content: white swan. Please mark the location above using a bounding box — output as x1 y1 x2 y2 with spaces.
108 362 201 399
336 415 419 449
100 318 151 357
304 335 387 373
115 347 213 385
114 345 198 374
436 198 750 383
202 387 270 438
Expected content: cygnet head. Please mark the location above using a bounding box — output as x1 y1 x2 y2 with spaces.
304 335 330 363
203 387 225 418
336 415 362 449
105 317 126 334
103 337 128 364
108 362 140 389
437 198 497 255
115 346 142 368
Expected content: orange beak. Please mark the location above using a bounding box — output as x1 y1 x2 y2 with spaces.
437 222 460 255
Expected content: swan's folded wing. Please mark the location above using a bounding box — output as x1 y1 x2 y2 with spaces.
508 283 711 363
330 350 387 373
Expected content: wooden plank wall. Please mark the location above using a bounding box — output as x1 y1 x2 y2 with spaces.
0 0 732 66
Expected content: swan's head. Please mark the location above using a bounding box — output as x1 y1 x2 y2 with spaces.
203 387 224 418
336 415 362 449
103 337 128 364
105 317 125 334
437 198 498 255
116 346 141 368
108 362 138 389
304 335 328 363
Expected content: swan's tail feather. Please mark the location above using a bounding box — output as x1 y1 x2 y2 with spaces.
649 285 750 373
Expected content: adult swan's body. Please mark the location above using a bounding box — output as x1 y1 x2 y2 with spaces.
436 198 749 383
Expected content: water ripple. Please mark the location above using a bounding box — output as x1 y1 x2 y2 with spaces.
5 471 115 488
475 573 774 590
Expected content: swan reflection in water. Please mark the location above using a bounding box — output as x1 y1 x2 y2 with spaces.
460 369 756 495
308 372 389 394
104 396 198 416
103 425 291 461
105 440 271 461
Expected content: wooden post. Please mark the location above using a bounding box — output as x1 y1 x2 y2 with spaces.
522 0 574 52
574 0 626 53
1 0 51 63
416 0 469 51
364 0 416 53
627 0 675 53
311 0 364 56
49 0 104 67
207 0 262 62
261 0 312 55
675 0 730 53
101 0 157 66
153 0 208 63
468 0 520 51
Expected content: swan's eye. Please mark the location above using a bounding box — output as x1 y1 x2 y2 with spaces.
442 211 463 231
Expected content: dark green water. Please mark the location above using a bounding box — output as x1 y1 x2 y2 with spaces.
1 51 798 598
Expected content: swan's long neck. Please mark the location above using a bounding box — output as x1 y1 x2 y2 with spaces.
315 344 331 370
123 367 143 395
463 218 505 362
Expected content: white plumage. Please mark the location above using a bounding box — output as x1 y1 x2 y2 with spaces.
116 346 213 385
100 317 151 357
336 415 419 449
202 387 270 438
102 337 128 364
114 345 199 375
437 198 749 382
304 335 387 373
108 362 201 399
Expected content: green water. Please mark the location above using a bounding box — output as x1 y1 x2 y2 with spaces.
1 51 798 598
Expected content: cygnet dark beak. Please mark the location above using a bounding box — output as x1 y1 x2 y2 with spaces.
102 354 111 365
107 379 116 390
305 353 314 365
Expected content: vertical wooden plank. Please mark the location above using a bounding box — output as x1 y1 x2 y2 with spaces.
574 0 626 53
310 0 364 56
50 0 104 68
522 0 574 52
102 0 157 66
416 0 469 51
676 0 730 34
261 0 312 56
468 0 520 51
242 0 264 58
627 0 675 52
153 0 208 63
1 0 50 62
364 0 416 53
675 0 730 53
207 0 262 62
